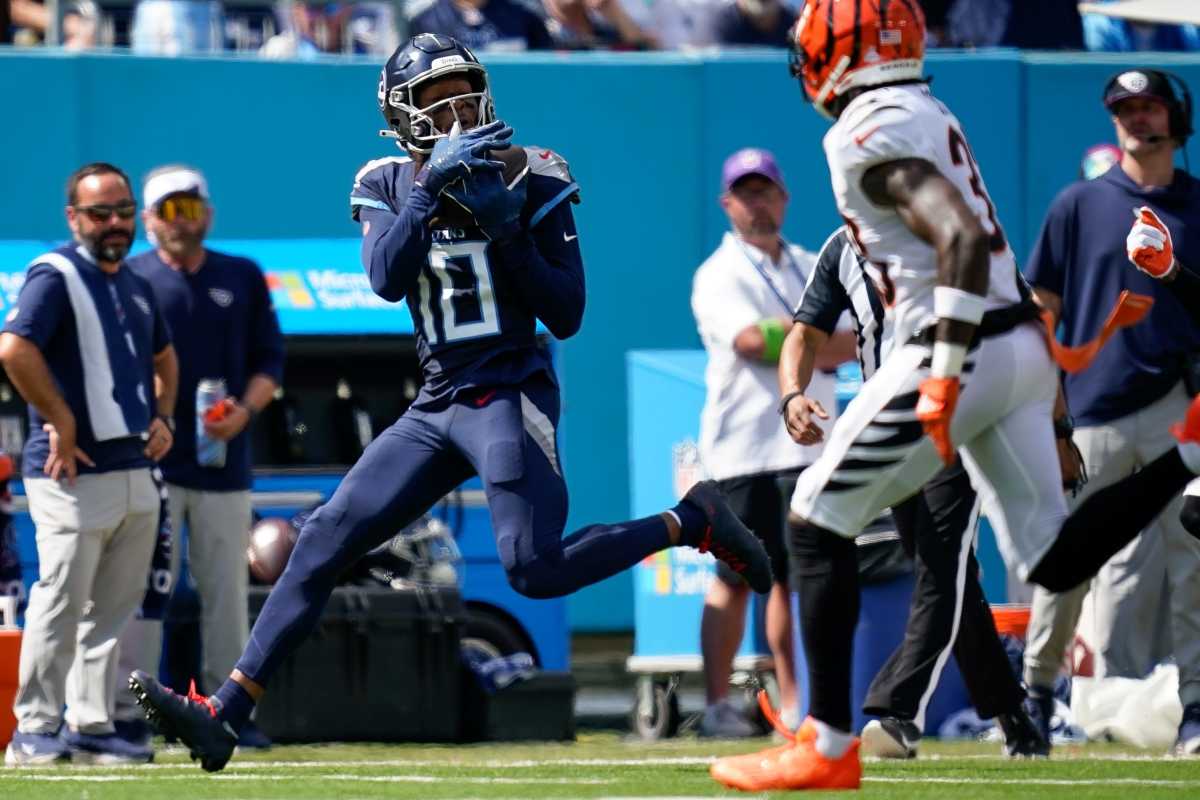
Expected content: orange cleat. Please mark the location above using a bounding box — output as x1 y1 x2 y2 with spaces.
709 694 862 792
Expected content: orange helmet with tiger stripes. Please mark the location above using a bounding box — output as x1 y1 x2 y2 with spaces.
789 0 926 119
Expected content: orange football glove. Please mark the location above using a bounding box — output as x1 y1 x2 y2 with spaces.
916 376 960 466
1126 206 1177 279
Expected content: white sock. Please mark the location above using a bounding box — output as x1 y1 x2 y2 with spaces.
664 509 682 530
810 717 854 759
1179 442 1200 475
781 707 800 732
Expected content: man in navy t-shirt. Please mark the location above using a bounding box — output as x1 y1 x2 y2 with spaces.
1023 69 1200 755
128 34 772 772
114 165 284 750
1 163 178 766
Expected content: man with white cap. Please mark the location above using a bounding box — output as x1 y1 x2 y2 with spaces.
110 165 284 749
691 147 854 737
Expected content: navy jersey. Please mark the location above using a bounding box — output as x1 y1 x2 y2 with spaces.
1026 166 1200 426
408 0 553 51
4 245 171 475
128 248 285 491
349 147 583 408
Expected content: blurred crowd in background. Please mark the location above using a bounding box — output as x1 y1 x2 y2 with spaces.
0 0 1198 59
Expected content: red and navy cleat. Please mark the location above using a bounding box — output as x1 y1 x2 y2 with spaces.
682 480 773 593
129 670 237 772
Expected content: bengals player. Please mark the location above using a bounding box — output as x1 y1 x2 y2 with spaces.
711 0 1200 791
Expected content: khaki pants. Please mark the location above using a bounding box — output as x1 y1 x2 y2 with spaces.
1024 383 1200 706
112 485 252 720
14 470 158 734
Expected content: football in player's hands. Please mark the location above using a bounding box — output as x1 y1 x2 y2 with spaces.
433 145 529 230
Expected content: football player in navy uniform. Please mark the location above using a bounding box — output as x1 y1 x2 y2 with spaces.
128 33 771 771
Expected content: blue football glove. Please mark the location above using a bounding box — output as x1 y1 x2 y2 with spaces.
444 168 528 242
415 120 513 197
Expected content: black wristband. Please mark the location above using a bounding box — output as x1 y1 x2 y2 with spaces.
1053 414 1074 439
778 391 806 416
154 414 175 434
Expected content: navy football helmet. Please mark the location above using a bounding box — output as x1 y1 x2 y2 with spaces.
378 33 495 156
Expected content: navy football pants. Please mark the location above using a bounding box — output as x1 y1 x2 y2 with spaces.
238 375 670 686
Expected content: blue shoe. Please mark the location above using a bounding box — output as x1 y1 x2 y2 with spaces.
64 730 153 764
4 729 69 766
129 670 237 772
113 718 153 748
1023 687 1054 751
236 721 272 750
682 480 773 593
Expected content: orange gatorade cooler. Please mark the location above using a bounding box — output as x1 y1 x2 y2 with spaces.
991 604 1031 641
0 629 18 748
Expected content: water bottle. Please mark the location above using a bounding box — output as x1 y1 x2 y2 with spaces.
196 378 227 468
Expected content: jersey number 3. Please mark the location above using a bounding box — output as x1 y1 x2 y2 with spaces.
947 127 1008 254
418 241 501 344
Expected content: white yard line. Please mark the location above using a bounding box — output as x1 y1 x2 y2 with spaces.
866 776 1199 786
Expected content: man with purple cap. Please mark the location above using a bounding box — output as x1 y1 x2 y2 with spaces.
691 147 855 737
1022 69 1200 755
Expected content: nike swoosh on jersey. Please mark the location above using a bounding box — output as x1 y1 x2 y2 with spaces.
854 125 883 147
563 233 578 242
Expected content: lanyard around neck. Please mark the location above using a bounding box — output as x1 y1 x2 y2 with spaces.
734 237 803 316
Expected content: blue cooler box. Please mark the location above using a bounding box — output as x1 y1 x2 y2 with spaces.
626 350 770 673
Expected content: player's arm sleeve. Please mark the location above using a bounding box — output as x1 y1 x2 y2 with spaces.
2 264 67 350
498 196 585 340
358 186 438 303
793 243 850 335
246 263 285 383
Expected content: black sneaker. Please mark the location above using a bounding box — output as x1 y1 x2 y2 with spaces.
1175 702 1200 755
128 671 237 772
998 705 1050 758
861 717 920 759
1022 688 1055 753
682 480 772 593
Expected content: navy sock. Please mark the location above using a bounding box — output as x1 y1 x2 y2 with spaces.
211 679 256 734
671 498 709 546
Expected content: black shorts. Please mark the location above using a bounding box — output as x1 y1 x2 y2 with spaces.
714 469 801 588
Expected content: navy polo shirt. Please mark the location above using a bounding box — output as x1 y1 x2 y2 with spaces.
1026 165 1200 426
4 244 171 476
128 248 284 491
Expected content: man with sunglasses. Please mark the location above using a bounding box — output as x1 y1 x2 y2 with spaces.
112 165 283 751
128 33 772 772
2 162 178 765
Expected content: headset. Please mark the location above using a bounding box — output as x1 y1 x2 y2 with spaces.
1103 68 1194 145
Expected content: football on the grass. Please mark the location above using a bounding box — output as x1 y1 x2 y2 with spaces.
247 517 298 585
432 144 529 228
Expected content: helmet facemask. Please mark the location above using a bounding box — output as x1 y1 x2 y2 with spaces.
383 65 495 156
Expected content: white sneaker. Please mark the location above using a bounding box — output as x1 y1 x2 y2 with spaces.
861 717 920 759
699 698 758 738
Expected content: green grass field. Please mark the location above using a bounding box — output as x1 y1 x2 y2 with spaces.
3 734 1199 799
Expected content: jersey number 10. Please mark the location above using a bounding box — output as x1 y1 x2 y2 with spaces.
418 241 502 344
